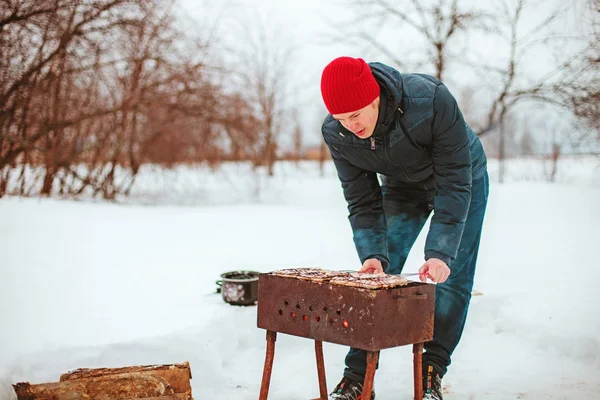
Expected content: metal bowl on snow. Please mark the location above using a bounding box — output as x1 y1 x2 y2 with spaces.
216 270 259 306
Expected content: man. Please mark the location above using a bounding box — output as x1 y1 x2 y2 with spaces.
320 57 489 400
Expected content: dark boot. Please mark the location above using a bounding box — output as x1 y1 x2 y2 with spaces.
423 364 443 400
329 376 375 400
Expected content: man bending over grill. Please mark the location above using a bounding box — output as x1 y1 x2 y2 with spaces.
319 57 489 400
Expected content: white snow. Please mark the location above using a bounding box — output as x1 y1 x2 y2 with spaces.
1 160 599 399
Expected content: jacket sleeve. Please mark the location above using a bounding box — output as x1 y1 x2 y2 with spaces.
323 132 390 270
424 84 472 267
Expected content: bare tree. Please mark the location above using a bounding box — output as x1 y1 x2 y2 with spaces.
550 0 600 138
218 92 262 162
453 0 599 179
328 0 493 81
472 0 588 182
327 0 596 183
0 0 232 199
0 0 134 196
227 8 299 176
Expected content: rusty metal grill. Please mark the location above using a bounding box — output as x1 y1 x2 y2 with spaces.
256 272 436 400
257 273 435 350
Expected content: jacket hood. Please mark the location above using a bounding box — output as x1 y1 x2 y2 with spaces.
369 62 404 126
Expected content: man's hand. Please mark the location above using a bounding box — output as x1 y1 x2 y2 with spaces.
358 258 384 274
419 258 450 283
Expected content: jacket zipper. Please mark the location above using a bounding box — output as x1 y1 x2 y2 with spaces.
370 137 375 150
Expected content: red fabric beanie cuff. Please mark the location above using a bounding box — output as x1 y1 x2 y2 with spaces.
320 57 380 115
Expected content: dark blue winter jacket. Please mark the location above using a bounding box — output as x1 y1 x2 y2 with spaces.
321 62 487 269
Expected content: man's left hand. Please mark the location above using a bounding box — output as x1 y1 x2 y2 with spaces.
418 258 450 283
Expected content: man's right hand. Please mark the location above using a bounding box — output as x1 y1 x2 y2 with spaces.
358 258 384 274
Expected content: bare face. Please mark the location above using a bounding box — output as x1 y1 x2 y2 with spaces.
332 97 380 139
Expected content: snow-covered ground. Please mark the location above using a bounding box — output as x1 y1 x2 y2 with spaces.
1 160 599 399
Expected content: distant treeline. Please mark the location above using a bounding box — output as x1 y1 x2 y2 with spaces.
1 0 598 198
0 0 298 199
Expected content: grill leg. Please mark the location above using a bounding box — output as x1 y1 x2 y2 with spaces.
413 342 424 400
362 350 379 400
259 330 277 400
314 340 328 399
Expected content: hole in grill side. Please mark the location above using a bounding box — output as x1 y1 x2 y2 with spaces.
296 303 301 309
278 310 283 316
284 301 289 307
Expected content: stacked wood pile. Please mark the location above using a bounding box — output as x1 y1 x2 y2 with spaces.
13 362 193 399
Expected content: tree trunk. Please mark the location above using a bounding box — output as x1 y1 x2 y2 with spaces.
498 118 506 184
550 143 560 182
266 136 276 177
41 166 56 195
0 166 7 197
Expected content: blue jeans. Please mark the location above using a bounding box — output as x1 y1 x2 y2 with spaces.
344 172 489 380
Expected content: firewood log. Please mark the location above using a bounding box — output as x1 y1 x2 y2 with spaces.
13 362 193 400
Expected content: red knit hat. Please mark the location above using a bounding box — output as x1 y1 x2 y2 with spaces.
320 57 380 115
